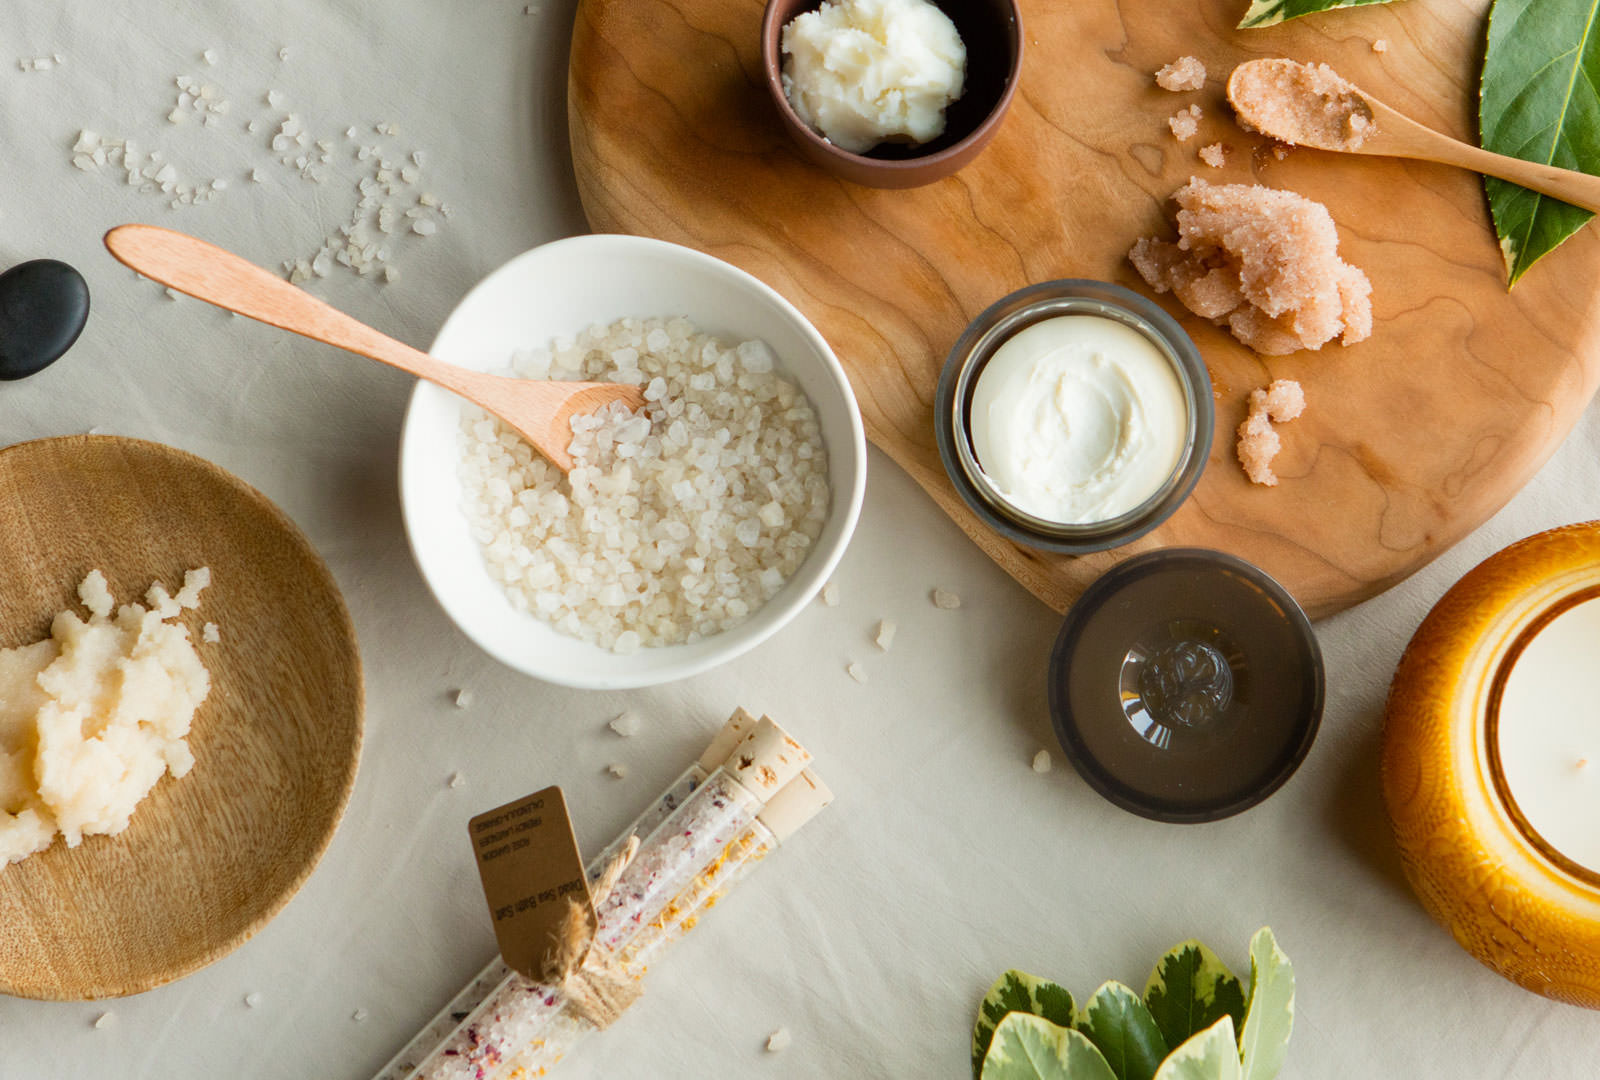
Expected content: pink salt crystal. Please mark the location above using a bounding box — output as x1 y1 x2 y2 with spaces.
1156 56 1207 93
1128 179 1372 355
1237 380 1306 486
1167 105 1201 142
1335 264 1374 344
1199 142 1227 168
1372 39 1389 54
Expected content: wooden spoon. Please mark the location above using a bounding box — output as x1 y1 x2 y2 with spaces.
1227 59 1600 215
103 225 645 472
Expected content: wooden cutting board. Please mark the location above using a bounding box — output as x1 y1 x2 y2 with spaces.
568 0 1600 618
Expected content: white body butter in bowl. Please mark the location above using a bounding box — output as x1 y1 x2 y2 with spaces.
400 235 866 690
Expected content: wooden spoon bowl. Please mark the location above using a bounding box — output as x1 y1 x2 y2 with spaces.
0 436 363 1000
1226 58 1600 214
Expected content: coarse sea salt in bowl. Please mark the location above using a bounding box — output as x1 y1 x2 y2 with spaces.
399 234 866 690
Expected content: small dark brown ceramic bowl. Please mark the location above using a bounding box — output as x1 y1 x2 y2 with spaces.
760 0 1023 189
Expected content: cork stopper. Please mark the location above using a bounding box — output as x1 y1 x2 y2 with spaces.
756 769 833 843
698 707 759 773
720 714 811 798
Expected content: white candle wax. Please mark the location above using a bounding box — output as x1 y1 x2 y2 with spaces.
1496 597 1600 874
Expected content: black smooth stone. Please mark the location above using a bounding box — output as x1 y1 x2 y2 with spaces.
0 259 90 381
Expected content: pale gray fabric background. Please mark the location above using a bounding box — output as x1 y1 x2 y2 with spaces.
2 1 1598 1076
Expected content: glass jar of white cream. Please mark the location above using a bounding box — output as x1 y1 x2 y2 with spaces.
935 280 1212 553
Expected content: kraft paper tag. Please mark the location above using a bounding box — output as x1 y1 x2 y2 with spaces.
468 786 595 982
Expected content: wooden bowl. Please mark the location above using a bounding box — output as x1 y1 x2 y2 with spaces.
760 0 1023 188
0 436 363 1000
1383 522 1600 1008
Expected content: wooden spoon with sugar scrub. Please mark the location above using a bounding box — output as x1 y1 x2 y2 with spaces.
1227 59 1600 215
103 225 645 473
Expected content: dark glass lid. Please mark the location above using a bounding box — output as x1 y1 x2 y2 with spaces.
1047 549 1324 823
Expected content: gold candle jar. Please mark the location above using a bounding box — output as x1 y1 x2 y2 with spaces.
1383 522 1600 1007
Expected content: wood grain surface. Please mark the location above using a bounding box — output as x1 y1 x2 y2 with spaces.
0 436 363 1000
567 0 1600 618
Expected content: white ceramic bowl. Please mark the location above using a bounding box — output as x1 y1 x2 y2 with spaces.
399 234 867 690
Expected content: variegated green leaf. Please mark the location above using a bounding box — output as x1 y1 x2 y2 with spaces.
1152 1017 1243 1080
1143 940 1246 1052
973 971 1078 1078
1237 0 1400 30
1238 929 1294 1080
1074 981 1169 1080
981 1014 1118 1080
1480 0 1600 285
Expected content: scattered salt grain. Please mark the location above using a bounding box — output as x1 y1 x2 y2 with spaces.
412 218 437 236
875 619 897 651
766 1027 793 1053
932 587 961 610
165 288 181 301
1032 750 1053 774
202 623 220 644
1155 56 1206 93
1199 142 1227 168
847 662 868 684
93 1012 114 1030
279 47 292 62
609 710 643 738
454 689 474 710
1372 38 1388 54
1168 104 1201 142
175 567 211 609
1236 379 1306 486
352 1008 369 1022
607 763 630 780
448 772 464 789
820 582 841 607
244 992 263 1008
202 49 218 65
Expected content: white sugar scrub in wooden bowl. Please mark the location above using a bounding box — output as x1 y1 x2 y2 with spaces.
400 235 866 690
0 435 363 1001
0 569 213 868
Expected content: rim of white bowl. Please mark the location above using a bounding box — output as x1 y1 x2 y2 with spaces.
398 233 867 690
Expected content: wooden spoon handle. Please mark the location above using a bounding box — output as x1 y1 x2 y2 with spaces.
103 224 474 394
1372 105 1600 214
1448 144 1600 214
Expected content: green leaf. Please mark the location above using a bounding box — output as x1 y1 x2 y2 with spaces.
1143 940 1247 1052
1074 981 1169 1080
973 971 1078 1078
1238 929 1295 1080
1237 0 1400 30
1152 1017 1243 1080
1481 0 1600 285
981 1014 1118 1080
